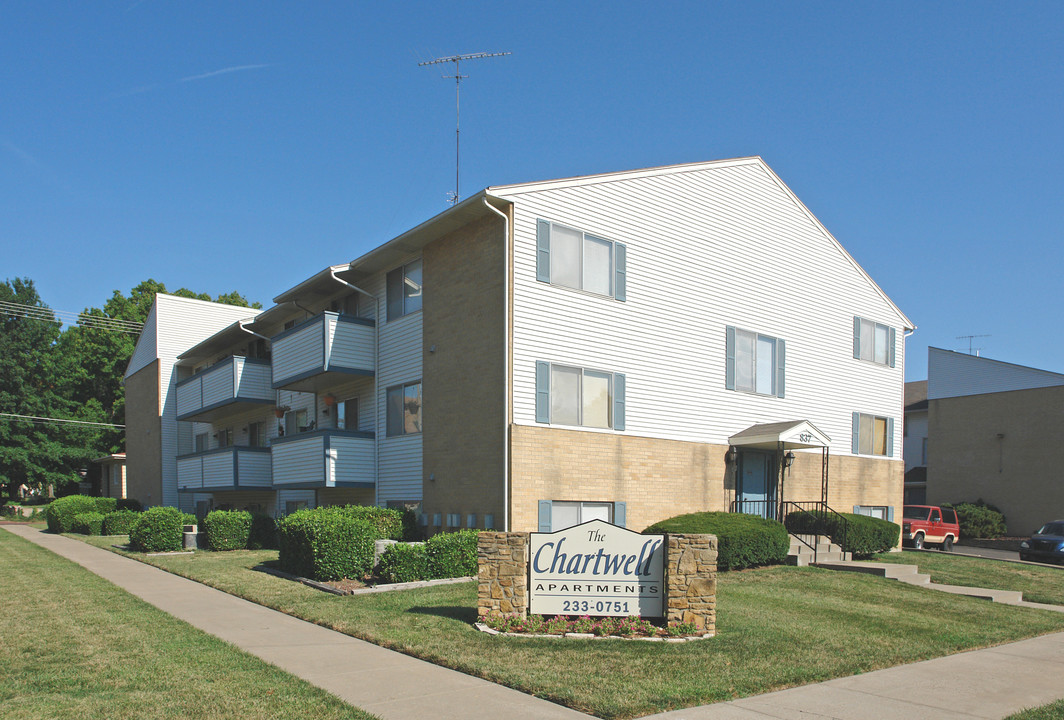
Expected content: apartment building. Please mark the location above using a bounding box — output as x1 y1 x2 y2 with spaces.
124 157 913 532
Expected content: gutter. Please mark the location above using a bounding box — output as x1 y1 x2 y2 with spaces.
482 197 511 532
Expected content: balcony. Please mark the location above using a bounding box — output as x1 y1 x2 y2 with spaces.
176 357 274 423
271 312 374 393
177 446 272 492
271 428 375 489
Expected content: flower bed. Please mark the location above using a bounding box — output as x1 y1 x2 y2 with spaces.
478 614 709 641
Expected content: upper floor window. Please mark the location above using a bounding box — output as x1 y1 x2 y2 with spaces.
329 293 359 316
725 326 785 398
216 427 233 449
853 317 895 367
536 219 626 301
247 421 265 447
386 381 422 437
534 361 626 431
387 260 423 321
333 396 358 430
194 432 208 453
852 412 894 457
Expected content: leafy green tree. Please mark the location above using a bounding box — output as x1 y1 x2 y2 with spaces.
0 278 96 498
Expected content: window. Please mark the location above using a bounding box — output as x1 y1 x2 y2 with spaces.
386 381 422 437
329 293 358 316
285 409 309 435
538 500 625 531
216 427 233 449
194 432 208 453
536 220 626 300
854 505 891 521
466 513 477 528
853 317 895 367
334 397 358 430
535 362 625 430
247 421 265 447
386 260 423 321
284 500 308 516
726 326 785 397
246 338 268 360
852 412 894 457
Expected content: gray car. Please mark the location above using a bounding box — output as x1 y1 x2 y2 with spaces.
1019 521 1064 564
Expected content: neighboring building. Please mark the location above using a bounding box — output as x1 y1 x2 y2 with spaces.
925 347 1064 535
903 380 928 504
92 453 128 500
124 157 913 532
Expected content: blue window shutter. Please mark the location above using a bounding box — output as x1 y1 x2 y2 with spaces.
613 373 626 431
887 506 895 522
614 502 626 528
853 505 860 514
536 219 551 283
888 327 896 368
725 326 736 390
776 338 786 399
535 361 550 423
538 500 552 532
614 243 627 301
886 417 894 457
853 317 861 359
851 412 860 455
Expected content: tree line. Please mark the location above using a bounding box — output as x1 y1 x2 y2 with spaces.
0 278 259 500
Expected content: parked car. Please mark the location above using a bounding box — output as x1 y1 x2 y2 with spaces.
1019 521 1064 564
902 505 960 551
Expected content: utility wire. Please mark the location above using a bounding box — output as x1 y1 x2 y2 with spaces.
0 412 125 429
0 300 142 334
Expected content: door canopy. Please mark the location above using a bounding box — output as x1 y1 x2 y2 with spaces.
728 420 831 451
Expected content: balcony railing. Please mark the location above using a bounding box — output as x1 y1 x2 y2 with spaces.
270 428 375 489
176 357 273 423
176 446 272 492
271 312 374 393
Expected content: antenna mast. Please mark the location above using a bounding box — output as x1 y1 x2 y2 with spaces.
956 334 991 356
419 51 510 204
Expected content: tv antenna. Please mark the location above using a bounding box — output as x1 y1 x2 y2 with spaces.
419 51 510 204
956 334 991 356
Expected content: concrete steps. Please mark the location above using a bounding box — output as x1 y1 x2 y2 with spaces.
787 534 849 566
812 559 1029 605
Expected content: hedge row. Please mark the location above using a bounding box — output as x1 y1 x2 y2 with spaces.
102 509 140 536
949 500 1007 539
377 530 479 583
204 510 252 551
129 507 195 552
642 511 790 570
71 512 105 536
46 496 118 533
784 510 899 557
277 509 376 580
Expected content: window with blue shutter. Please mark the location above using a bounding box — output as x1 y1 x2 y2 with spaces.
853 411 895 456
537 362 625 431
535 361 550 423
614 502 626 528
854 317 896 368
614 244 627 302
613 373 626 431
538 500 552 533
727 325 785 397
535 219 626 301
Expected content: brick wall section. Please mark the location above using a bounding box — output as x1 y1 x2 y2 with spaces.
477 532 528 619
664 533 717 632
422 213 508 528
124 359 163 507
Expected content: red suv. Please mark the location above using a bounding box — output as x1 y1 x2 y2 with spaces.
902 505 960 551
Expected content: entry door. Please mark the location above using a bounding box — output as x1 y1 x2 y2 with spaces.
738 451 774 518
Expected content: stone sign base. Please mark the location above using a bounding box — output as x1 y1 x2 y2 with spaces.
478 531 716 634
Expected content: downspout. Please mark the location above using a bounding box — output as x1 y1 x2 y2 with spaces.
329 268 381 507
483 197 510 532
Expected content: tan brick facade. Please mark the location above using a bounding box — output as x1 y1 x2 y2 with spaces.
422 212 508 529
124 360 163 507
928 386 1064 536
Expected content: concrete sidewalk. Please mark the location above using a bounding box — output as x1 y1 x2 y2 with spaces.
8 524 1064 720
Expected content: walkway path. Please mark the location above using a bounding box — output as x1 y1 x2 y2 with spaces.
8 524 1064 720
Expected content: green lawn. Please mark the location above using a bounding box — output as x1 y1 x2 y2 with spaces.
0 530 378 720
869 550 1064 606
1007 700 1064 719
82 535 1064 719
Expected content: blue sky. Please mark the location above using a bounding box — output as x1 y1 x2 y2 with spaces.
3 1 1062 380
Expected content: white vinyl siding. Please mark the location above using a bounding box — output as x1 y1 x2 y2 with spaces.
500 159 906 458
927 346 1064 400
272 434 324 486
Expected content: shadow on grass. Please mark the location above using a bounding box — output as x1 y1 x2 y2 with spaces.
406 605 478 623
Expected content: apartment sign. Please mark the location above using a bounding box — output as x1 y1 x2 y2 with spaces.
529 519 664 617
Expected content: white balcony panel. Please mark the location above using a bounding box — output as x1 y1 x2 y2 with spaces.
176 357 273 422
329 434 375 485
272 434 325 486
236 361 273 401
273 319 326 387
330 317 376 371
202 364 235 408
238 450 272 488
272 313 375 393
176 376 203 418
203 452 234 488
177 456 203 490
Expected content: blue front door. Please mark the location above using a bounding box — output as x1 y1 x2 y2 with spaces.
738 451 774 518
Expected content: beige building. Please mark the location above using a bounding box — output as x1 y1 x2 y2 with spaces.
126 159 912 532
924 347 1064 535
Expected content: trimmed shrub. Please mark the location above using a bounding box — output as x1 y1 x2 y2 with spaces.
378 543 429 583
335 506 414 541
277 508 376 581
785 510 899 558
72 512 105 536
204 510 252 551
46 495 98 533
94 497 118 515
129 507 192 552
248 513 279 550
643 512 789 570
117 499 143 512
425 530 479 578
102 509 140 536
950 500 1007 539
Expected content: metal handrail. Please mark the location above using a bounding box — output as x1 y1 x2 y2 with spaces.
779 500 850 564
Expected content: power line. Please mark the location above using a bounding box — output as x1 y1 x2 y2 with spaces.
0 300 143 334
0 412 125 429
